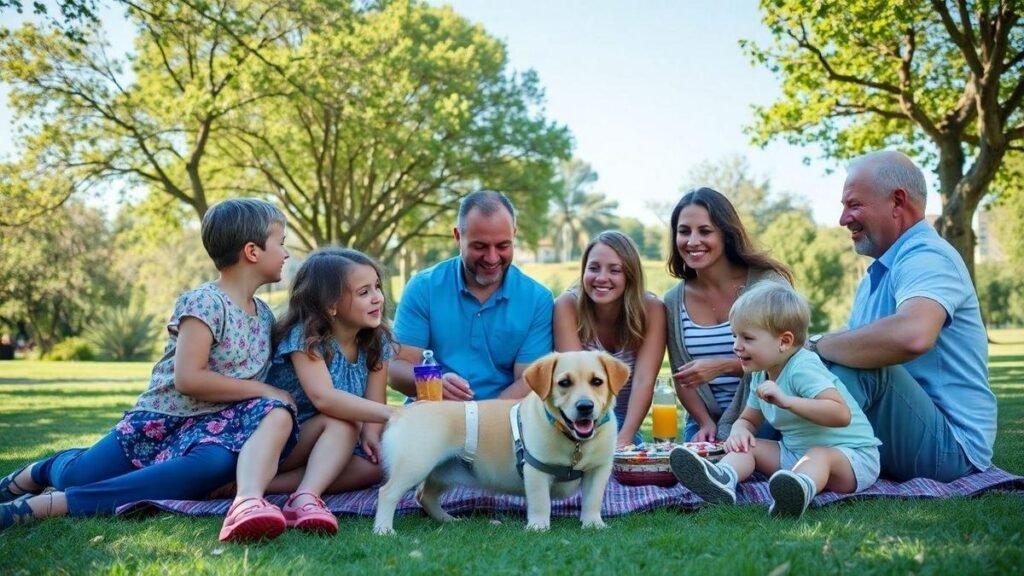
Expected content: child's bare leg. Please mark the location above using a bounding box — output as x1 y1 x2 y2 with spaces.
792 447 857 494
21 491 69 518
264 414 344 493
233 407 293 509
749 439 782 477
291 417 359 505
323 455 383 493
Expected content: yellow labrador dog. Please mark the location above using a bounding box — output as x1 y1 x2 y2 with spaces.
373 351 629 534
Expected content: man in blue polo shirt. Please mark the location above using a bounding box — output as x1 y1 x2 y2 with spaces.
809 150 996 482
390 190 554 401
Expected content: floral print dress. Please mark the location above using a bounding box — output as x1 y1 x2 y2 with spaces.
113 283 297 468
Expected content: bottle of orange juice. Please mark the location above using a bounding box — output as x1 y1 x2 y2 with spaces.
413 349 444 401
651 376 678 443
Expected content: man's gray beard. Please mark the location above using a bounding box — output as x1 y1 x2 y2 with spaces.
473 268 503 287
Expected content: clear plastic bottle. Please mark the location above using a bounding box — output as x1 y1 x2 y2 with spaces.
651 376 678 443
413 349 444 401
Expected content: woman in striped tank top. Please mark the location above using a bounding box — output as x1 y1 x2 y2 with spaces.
553 231 667 448
663 188 792 442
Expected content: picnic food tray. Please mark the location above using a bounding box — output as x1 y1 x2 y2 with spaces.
613 441 725 487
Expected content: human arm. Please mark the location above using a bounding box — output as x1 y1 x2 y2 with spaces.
616 297 667 447
756 380 851 427
291 351 394 423
500 289 554 400
391 343 474 401
552 293 584 352
173 317 294 406
677 385 716 442
672 357 744 389
815 297 945 368
725 407 764 453
360 360 391 465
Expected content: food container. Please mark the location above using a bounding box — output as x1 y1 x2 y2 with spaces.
613 441 725 487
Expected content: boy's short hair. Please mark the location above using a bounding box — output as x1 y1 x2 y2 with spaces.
729 281 810 345
201 199 287 270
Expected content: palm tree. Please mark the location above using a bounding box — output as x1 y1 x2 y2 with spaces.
550 159 619 261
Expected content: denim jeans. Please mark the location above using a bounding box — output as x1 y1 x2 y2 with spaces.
33 431 237 516
827 363 973 482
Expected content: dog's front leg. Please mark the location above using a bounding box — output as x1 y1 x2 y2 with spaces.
523 467 554 531
579 465 612 529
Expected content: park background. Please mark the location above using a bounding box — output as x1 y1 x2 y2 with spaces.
0 1 1022 574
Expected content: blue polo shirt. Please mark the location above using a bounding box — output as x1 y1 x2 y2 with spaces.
394 257 554 400
848 220 996 470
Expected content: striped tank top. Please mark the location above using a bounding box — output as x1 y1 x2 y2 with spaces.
680 305 740 410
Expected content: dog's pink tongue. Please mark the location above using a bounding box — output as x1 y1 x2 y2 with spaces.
574 419 595 435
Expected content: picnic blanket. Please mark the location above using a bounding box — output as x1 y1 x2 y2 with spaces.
117 466 1024 518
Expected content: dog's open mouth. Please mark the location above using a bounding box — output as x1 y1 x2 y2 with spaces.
560 410 595 439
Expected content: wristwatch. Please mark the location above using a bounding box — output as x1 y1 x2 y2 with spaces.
807 334 824 355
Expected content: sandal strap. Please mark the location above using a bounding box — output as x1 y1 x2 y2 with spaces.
226 496 273 518
0 465 35 500
286 491 327 510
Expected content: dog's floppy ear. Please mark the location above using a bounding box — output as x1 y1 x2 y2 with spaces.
598 352 631 396
524 352 559 399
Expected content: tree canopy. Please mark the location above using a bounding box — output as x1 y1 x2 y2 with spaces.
0 0 571 262
744 0 1023 277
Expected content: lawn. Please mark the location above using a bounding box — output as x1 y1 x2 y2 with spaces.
1 331 1022 575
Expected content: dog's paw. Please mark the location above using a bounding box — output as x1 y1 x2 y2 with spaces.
373 525 396 536
581 518 607 530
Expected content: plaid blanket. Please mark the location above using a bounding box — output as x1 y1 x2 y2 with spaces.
117 466 1024 518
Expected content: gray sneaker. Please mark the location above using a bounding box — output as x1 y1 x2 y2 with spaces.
768 470 815 518
669 446 736 505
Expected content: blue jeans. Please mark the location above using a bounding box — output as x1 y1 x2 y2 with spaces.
32 431 237 517
828 363 973 482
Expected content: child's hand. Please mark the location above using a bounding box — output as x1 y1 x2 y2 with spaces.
756 380 791 409
361 432 383 465
264 387 296 409
725 427 755 453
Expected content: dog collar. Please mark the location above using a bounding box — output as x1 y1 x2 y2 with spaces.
543 407 612 443
510 403 584 482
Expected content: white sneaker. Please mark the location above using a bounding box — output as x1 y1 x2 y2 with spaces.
669 446 736 505
768 470 815 518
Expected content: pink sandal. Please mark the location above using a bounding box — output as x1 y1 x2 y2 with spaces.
218 497 286 542
282 492 338 535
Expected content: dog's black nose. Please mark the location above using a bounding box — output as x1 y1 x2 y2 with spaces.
576 400 594 415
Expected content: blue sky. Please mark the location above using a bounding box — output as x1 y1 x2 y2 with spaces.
2 0 936 226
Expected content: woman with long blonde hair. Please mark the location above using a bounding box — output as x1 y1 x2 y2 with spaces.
553 231 667 447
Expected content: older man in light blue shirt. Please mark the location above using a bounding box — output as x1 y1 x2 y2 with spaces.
390 191 553 401
809 151 996 482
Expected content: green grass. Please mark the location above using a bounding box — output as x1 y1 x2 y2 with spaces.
1 332 1023 575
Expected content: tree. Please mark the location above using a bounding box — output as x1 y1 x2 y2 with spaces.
760 212 862 332
223 1 570 260
549 158 618 261
0 200 125 353
744 0 1024 279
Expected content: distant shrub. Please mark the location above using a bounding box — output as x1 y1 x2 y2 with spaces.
87 306 160 361
44 337 97 361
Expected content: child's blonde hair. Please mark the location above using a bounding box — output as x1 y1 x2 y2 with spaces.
729 282 810 345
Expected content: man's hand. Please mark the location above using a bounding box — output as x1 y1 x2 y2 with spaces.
441 372 474 401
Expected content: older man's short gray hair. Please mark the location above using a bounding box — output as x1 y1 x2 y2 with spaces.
456 190 516 231
850 150 928 209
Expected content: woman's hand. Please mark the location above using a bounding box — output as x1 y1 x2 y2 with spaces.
673 359 727 389
692 420 717 443
264 387 296 410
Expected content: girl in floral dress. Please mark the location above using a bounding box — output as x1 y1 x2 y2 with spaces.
1 199 300 543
